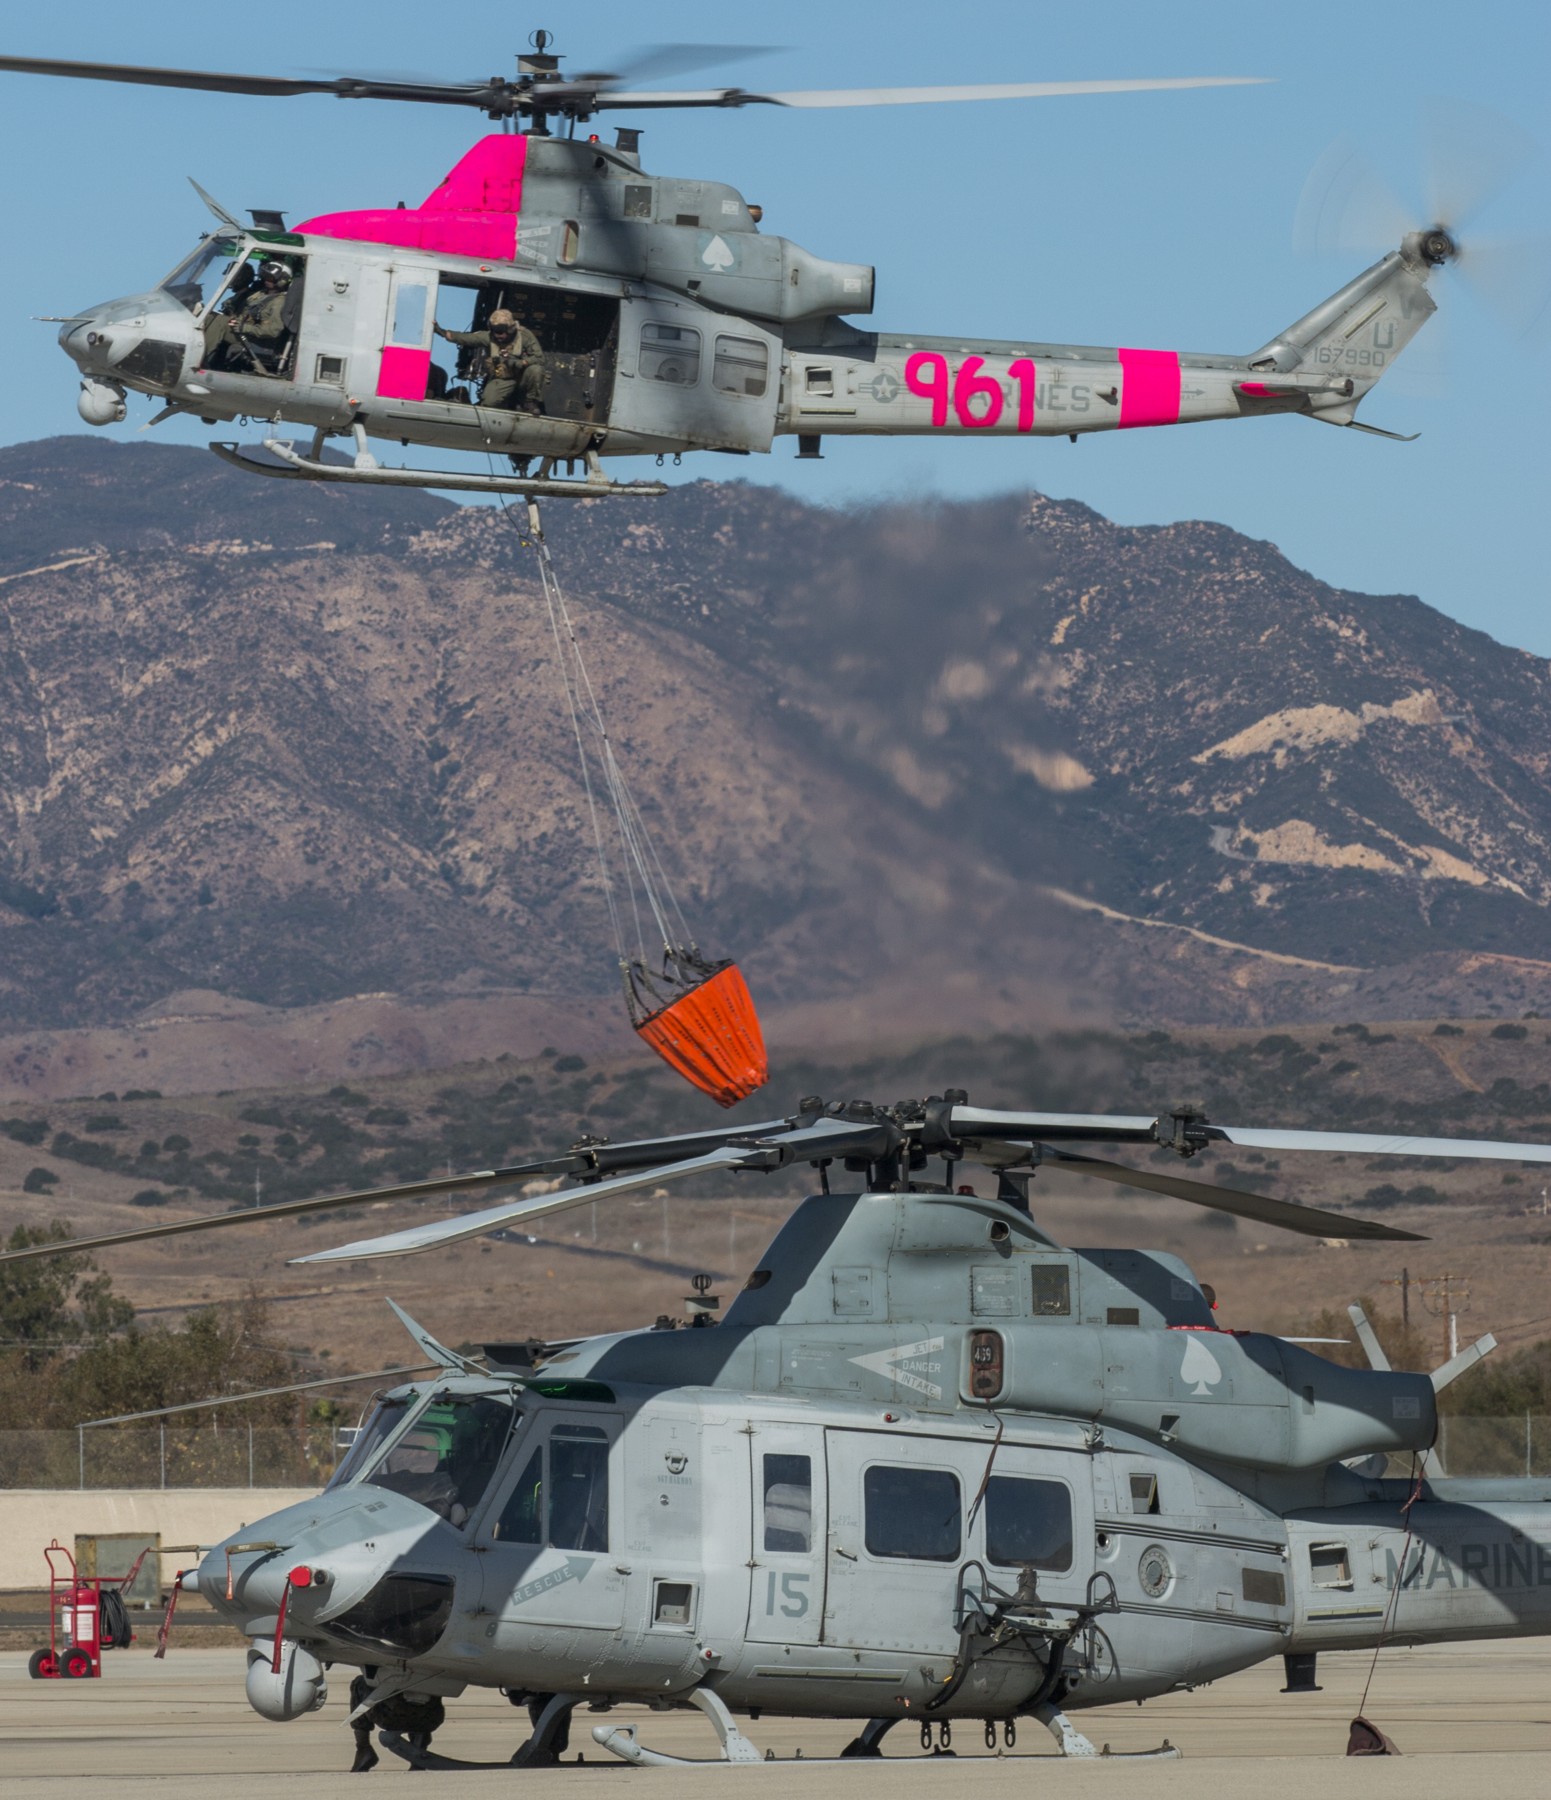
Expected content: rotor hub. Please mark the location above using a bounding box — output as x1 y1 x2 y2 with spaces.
1417 225 1459 267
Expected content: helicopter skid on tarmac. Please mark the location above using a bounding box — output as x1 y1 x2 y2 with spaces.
5 1091 1550 1770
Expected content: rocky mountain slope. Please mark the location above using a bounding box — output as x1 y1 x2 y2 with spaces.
3 435 1551 1060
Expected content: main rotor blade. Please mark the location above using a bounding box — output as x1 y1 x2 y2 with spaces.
0 1156 572 1267
950 1106 1159 1145
596 75 1269 111
0 53 501 108
292 1112 893 1264
1206 1126 1551 1163
292 1145 752 1263
1347 1303 1392 1372
1043 1149 1426 1243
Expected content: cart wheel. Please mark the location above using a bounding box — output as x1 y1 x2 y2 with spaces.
62 1647 93 1679
27 1647 57 1679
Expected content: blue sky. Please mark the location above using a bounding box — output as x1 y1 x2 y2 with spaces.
2 1 1547 650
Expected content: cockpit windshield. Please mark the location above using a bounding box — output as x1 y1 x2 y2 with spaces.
326 1394 414 1492
160 237 246 314
359 1391 519 1526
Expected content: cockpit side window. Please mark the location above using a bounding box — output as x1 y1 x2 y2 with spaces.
363 1391 516 1525
488 1421 611 1553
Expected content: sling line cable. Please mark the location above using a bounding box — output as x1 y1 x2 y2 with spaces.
505 493 767 1107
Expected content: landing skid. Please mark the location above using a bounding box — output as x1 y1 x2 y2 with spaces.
209 437 667 500
591 1696 1182 1766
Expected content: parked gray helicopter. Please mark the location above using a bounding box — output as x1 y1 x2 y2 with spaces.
2 40 1454 500
5 1092 1549 1766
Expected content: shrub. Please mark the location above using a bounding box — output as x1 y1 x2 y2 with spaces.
22 1167 58 1193
1491 1022 1529 1041
1 1118 48 1148
130 1189 167 1207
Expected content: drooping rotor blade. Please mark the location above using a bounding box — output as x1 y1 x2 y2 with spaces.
0 1154 576 1267
292 1112 896 1265
1347 1303 1392 1372
1205 1126 1551 1163
948 1106 1160 1145
292 1145 753 1264
1042 1149 1426 1243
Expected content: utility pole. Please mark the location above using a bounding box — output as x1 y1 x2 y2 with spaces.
1420 1270 1471 1363
1381 1267 1412 1328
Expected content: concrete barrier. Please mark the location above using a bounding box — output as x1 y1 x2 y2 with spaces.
0 1489 317 1589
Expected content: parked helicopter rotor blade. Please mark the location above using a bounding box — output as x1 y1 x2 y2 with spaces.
1203 1125 1551 1163
0 53 499 105
1347 1303 1392 1372
1039 1149 1426 1243
946 1105 1160 1145
292 1113 900 1265
0 1154 581 1267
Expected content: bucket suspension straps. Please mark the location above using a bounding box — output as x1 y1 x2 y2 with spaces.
520 500 768 1106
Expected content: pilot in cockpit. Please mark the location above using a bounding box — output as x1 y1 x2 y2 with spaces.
202 258 293 371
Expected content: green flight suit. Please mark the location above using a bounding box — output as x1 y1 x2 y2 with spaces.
203 285 289 368
439 325 546 412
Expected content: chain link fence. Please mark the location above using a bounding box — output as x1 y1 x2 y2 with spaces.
0 1426 343 1490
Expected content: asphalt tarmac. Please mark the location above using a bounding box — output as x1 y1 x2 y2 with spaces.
3 1639 1548 1797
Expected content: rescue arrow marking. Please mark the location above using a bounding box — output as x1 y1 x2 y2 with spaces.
849 1335 946 1399
507 1554 594 1608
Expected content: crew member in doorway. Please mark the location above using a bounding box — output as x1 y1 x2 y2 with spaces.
435 308 545 414
203 259 292 370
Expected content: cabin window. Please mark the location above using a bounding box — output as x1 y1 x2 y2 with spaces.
713 334 769 398
1107 1307 1141 1327
623 185 652 220
804 366 834 397
560 221 580 265
984 1476 1073 1572
762 1454 812 1552
391 281 430 346
1031 1265 1071 1316
864 1465 961 1562
315 354 346 387
640 322 702 386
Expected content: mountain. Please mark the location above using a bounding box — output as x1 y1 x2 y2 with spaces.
3 434 1551 1080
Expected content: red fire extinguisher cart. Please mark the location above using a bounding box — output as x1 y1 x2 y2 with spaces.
28 1539 145 1679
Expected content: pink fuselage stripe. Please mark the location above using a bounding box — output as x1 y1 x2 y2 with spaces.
376 345 433 401
1117 347 1182 428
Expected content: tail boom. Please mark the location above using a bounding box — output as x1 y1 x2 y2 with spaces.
778 241 1440 443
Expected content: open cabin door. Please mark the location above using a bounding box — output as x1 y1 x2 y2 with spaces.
611 297 780 453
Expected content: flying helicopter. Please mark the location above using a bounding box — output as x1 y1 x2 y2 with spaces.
1 38 1458 501
5 1090 1550 1767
